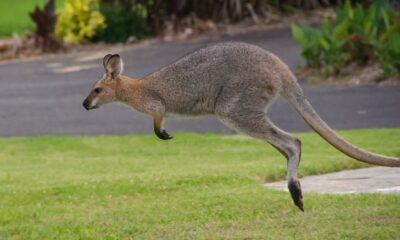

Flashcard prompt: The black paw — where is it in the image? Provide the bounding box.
[288,180,304,212]
[156,130,173,140]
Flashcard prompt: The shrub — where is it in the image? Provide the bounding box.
[292,0,400,76]
[378,31,400,74]
[55,0,105,43]
[94,1,152,43]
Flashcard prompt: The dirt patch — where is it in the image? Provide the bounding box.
[296,63,400,86]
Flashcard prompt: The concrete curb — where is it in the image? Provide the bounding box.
[265,167,400,194]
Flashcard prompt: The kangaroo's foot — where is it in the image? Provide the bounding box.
[153,115,173,140]
[288,179,303,211]
[156,129,173,140]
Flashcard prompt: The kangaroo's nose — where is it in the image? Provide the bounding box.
[82,99,90,110]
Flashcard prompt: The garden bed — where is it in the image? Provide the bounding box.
[0,9,327,63]
[292,0,400,86]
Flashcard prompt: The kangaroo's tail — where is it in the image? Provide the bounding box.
[282,81,400,167]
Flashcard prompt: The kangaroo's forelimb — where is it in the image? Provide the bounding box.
[153,115,173,140]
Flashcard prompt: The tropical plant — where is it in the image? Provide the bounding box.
[292,0,400,76]
[378,31,400,74]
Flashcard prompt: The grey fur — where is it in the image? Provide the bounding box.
[147,42,284,116]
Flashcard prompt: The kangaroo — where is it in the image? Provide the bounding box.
[82,42,400,211]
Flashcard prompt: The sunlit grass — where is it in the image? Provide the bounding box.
[0,129,399,239]
[0,1,64,36]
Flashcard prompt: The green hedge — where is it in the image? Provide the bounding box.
[94,1,152,43]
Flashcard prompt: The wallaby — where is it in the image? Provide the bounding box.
[82,42,400,211]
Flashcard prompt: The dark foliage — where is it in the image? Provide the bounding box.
[96,0,342,40]
[29,0,61,51]
[95,0,152,43]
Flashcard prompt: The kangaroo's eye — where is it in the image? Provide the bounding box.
[94,88,102,94]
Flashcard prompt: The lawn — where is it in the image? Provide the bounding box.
[0,1,64,37]
[0,129,399,239]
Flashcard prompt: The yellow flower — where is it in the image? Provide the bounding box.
[55,0,106,44]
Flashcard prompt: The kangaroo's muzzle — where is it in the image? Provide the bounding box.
[82,98,98,110]
[82,99,90,110]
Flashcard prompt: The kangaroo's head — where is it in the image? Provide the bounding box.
[82,54,123,110]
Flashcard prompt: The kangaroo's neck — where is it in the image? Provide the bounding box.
[115,75,145,104]
[115,73,163,114]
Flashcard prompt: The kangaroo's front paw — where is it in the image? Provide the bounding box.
[156,130,173,140]
[288,179,304,212]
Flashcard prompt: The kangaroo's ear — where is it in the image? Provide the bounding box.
[104,54,123,80]
[103,54,112,69]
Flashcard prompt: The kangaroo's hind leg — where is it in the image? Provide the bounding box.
[216,106,304,211]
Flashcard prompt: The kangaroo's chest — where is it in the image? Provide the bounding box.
[165,90,216,116]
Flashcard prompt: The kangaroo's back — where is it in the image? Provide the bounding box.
[146,42,287,115]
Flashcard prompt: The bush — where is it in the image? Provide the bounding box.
[94,1,152,43]
[55,0,105,43]
[292,0,400,76]
[378,31,400,74]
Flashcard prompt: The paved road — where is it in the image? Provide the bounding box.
[0,28,399,136]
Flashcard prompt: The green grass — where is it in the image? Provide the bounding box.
[0,129,399,239]
[0,1,64,36]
